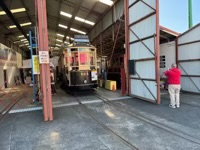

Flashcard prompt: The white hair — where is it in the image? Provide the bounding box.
[171,63,177,68]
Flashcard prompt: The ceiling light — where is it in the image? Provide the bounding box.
[8,22,32,29]
[0,8,26,15]
[99,0,113,6]
[21,22,32,26]
[75,17,85,22]
[56,39,62,42]
[25,43,29,46]
[18,34,29,38]
[85,20,95,25]
[58,24,68,29]
[74,16,95,26]
[56,44,61,47]
[18,35,24,38]
[70,28,86,35]
[23,41,29,43]
[64,41,69,44]
[14,41,21,43]
[19,44,25,47]
[60,11,72,18]
[57,33,64,37]
[20,39,27,42]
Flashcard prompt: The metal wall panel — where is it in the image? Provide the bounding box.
[178,24,200,44]
[131,80,157,101]
[129,0,137,4]
[130,38,155,59]
[160,42,176,75]
[89,1,124,41]
[129,1,155,23]
[181,77,200,93]
[103,10,112,30]
[178,24,200,93]
[96,21,103,34]
[180,62,200,75]
[130,60,156,79]
[178,43,200,60]
[0,66,3,88]
[114,0,124,22]
[129,16,156,42]
[126,0,160,103]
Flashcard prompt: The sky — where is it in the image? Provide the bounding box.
[159,0,200,33]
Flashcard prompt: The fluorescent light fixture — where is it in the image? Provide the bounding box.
[70,28,86,35]
[57,33,64,37]
[58,24,68,29]
[99,0,113,6]
[21,22,32,26]
[8,22,32,29]
[75,17,85,22]
[60,11,72,18]
[85,20,95,25]
[18,34,29,38]
[20,39,27,42]
[19,44,25,47]
[75,16,95,26]
[23,41,29,43]
[0,8,26,15]
[18,35,24,38]
[56,44,61,47]
[56,39,62,42]
[14,41,21,43]
[64,41,69,44]
[25,43,29,46]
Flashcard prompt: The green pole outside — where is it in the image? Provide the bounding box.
[188,0,193,28]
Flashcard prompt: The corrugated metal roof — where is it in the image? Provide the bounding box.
[0,0,116,52]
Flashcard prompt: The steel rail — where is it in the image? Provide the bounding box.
[93,92,200,146]
[72,92,139,150]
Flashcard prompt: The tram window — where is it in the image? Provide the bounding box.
[90,52,95,65]
[90,57,93,65]
[80,53,88,65]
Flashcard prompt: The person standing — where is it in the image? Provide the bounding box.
[164,63,181,108]
[50,69,56,95]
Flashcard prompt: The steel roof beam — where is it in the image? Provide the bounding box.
[54,0,101,18]
[0,0,29,41]
[63,1,83,42]
[20,0,34,25]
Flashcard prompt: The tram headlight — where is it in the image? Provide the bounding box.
[84,80,87,84]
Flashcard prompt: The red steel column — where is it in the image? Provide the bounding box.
[36,0,53,121]
[124,0,130,95]
[156,0,160,104]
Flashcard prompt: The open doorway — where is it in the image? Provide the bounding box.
[3,69,7,88]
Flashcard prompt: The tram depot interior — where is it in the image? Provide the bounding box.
[0,0,200,149]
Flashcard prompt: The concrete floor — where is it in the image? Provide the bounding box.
[0,88,200,150]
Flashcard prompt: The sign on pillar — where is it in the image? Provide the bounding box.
[39,51,49,64]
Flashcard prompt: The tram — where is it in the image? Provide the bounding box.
[59,35,98,89]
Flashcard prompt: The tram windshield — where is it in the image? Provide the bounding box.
[65,47,96,70]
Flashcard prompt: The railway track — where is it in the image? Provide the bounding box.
[0,88,31,121]
[73,92,139,150]
[92,92,200,146]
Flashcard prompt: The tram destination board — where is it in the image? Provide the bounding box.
[74,35,89,43]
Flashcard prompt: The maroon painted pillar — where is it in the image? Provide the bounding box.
[124,0,130,95]
[35,0,53,121]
